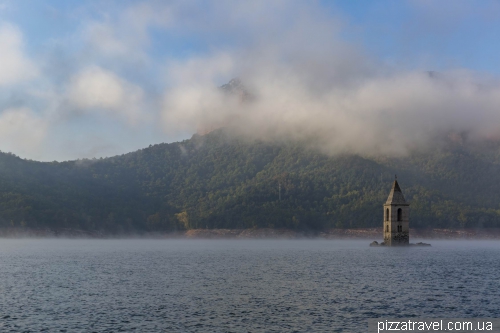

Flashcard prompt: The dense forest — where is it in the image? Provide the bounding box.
[1,128,500,233]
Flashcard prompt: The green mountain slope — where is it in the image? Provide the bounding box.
[1,129,500,233]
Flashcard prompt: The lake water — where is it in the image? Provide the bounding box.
[0,239,499,332]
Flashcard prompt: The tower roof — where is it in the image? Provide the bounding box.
[385,180,407,205]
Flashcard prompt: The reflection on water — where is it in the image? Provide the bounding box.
[0,239,499,332]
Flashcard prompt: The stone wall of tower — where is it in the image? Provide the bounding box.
[382,179,410,246]
[383,204,410,246]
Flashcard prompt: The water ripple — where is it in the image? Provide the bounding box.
[0,239,499,332]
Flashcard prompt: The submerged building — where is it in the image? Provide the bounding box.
[383,177,410,246]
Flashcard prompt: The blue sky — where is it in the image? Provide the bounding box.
[1,0,500,161]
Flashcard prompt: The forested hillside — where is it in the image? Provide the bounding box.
[1,128,500,233]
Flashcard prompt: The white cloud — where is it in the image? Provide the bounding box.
[85,22,130,58]
[67,66,145,125]
[0,2,8,11]
[83,2,171,63]
[167,53,235,85]
[2,0,500,161]
[0,23,37,85]
[0,107,47,156]
[159,1,500,157]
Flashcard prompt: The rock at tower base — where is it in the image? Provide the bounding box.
[369,240,431,247]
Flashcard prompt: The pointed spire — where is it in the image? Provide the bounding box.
[385,179,406,204]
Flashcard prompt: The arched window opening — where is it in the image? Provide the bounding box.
[397,208,402,221]
[386,225,389,232]
[386,208,389,221]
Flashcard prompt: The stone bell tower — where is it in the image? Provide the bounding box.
[383,176,410,246]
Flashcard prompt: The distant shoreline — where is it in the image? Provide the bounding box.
[1,227,500,239]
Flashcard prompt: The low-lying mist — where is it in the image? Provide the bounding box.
[163,62,500,157]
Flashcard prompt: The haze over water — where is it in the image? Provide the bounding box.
[0,239,499,332]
